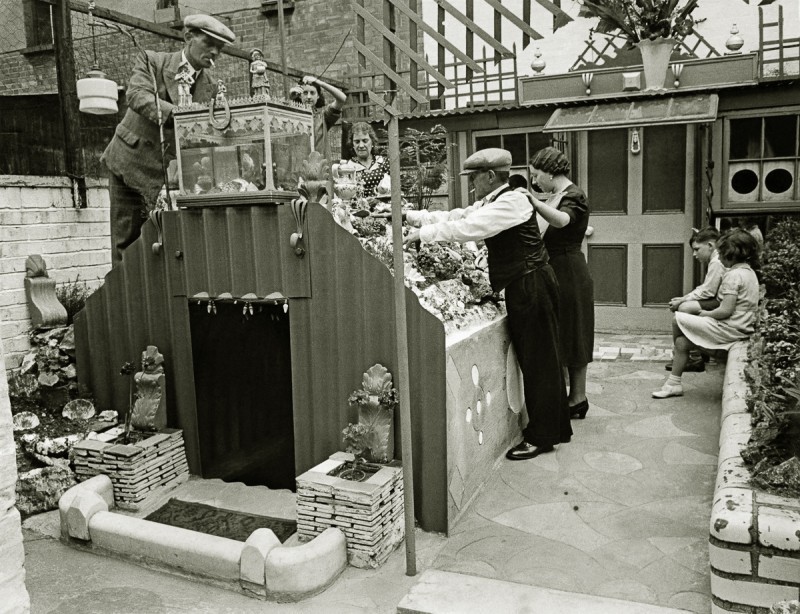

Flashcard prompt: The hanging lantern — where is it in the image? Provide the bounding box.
[77,68,119,114]
[76,0,119,115]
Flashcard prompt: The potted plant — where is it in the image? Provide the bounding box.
[579,0,699,89]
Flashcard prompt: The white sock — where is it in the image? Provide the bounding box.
[666,375,681,387]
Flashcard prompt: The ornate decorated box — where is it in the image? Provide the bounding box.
[173,95,314,205]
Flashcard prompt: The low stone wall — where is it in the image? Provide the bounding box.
[710,341,800,613]
[0,176,112,370]
[72,429,189,509]
[295,452,404,569]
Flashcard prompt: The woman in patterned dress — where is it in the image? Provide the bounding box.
[349,122,390,198]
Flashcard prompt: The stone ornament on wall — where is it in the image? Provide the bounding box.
[24,255,67,330]
[131,346,167,431]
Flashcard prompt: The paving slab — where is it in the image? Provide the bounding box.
[397,569,690,614]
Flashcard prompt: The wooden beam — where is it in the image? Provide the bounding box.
[352,39,428,104]
[52,0,86,206]
[431,0,514,58]
[384,0,483,73]
[351,2,454,89]
[534,0,573,24]
[367,90,401,117]
[483,0,544,42]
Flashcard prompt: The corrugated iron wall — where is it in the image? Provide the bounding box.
[75,200,448,532]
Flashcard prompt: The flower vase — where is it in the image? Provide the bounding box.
[636,37,675,91]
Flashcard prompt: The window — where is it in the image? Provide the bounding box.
[588,245,627,305]
[588,129,627,214]
[642,245,683,305]
[23,0,52,48]
[727,114,799,205]
[643,125,686,213]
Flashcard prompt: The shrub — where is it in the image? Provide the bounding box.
[56,277,91,325]
[742,218,800,496]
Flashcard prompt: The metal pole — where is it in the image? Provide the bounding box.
[277,0,289,96]
[388,115,416,576]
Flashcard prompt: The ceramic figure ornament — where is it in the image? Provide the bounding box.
[175,64,195,107]
[131,346,167,431]
[249,48,270,99]
[346,364,398,463]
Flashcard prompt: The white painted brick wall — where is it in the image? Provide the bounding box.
[0,176,112,371]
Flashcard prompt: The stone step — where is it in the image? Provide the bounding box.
[396,570,690,614]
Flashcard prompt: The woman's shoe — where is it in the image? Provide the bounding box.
[652,384,683,399]
[569,399,589,419]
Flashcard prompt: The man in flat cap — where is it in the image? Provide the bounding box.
[404,148,571,460]
[101,14,235,265]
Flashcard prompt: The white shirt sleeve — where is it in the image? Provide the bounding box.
[416,191,534,244]
[684,257,726,302]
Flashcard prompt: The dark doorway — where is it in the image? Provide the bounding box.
[189,301,295,490]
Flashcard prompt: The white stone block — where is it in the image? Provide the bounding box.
[758,506,800,551]
[66,490,108,541]
[709,542,752,574]
[758,553,800,583]
[240,528,281,586]
[711,573,799,608]
[710,487,754,544]
[265,527,347,601]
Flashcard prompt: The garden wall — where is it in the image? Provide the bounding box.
[710,341,800,612]
[0,176,112,370]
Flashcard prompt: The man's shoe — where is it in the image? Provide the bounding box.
[652,384,684,399]
[505,442,554,460]
[665,358,705,372]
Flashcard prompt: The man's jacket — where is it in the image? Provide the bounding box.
[101,49,215,204]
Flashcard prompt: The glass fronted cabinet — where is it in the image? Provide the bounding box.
[173,98,314,203]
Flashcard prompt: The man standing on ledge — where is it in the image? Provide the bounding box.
[101,14,235,265]
[403,148,572,459]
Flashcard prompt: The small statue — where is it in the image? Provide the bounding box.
[131,346,167,431]
[174,63,195,107]
[249,48,270,99]
[215,79,227,105]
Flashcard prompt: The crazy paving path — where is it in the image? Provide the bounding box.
[429,350,723,613]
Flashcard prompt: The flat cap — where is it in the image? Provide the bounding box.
[460,148,512,175]
[184,14,236,45]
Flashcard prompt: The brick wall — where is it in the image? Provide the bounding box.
[0,176,112,371]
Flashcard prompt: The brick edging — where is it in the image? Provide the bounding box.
[710,341,800,613]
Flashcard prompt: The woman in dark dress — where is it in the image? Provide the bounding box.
[526,147,594,419]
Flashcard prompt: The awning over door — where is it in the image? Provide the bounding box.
[543,93,719,132]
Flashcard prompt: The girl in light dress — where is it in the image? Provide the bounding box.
[653,228,761,399]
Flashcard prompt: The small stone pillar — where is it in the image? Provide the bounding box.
[24,255,67,329]
[131,346,167,431]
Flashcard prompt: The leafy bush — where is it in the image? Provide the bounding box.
[400,125,449,210]
[742,218,800,496]
[56,277,91,325]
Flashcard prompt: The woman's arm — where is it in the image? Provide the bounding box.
[699,294,736,320]
[303,75,347,109]
[516,189,570,228]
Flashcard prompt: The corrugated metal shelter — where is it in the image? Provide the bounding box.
[74,198,448,532]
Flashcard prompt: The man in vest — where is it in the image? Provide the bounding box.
[102,14,235,265]
[404,148,572,460]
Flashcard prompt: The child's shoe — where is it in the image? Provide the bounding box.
[652,383,683,399]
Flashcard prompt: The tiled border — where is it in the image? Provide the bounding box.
[710,342,800,613]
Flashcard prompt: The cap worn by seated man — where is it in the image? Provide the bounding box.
[459,148,513,175]
[183,14,236,45]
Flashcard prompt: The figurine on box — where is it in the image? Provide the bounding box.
[174,63,195,107]
[249,48,270,99]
